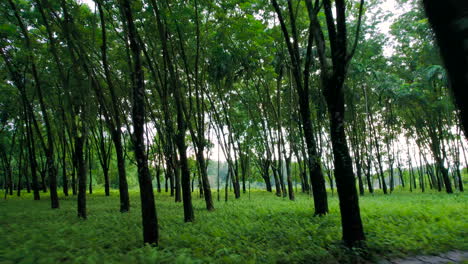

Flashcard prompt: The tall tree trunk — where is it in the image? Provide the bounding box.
[272,167,282,197]
[437,159,453,193]
[271,0,328,215]
[307,0,365,245]
[76,128,87,219]
[96,0,129,211]
[25,101,40,201]
[120,0,159,245]
[71,153,77,195]
[369,113,387,194]
[324,74,365,246]
[195,151,214,211]
[156,166,161,193]
[61,124,69,196]
[17,142,24,197]
[88,144,92,194]
[286,156,294,200]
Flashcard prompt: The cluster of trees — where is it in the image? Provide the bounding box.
[0,0,466,246]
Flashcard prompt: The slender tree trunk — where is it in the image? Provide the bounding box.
[438,159,453,193]
[88,145,92,194]
[62,128,69,196]
[271,0,328,215]
[76,130,87,219]
[272,168,282,197]
[370,114,387,194]
[17,144,24,196]
[96,0,129,211]
[263,167,272,192]
[26,106,40,200]
[174,163,182,202]
[306,0,365,245]
[217,151,220,201]
[120,0,159,245]
[224,170,229,202]
[113,133,130,211]
[286,157,294,200]
[198,174,204,198]
[156,167,161,193]
[324,74,365,246]
[196,151,214,210]
[72,150,77,195]
[24,157,31,193]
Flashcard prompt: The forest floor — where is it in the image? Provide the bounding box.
[0,189,466,264]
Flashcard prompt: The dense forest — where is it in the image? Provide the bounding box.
[0,0,467,263]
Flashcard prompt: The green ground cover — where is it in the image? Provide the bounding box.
[0,190,466,264]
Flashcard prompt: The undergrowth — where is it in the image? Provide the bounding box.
[0,189,466,263]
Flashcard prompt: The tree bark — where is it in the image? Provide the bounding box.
[120,0,159,244]
[96,0,130,211]
[76,127,87,219]
[271,0,328,215]
[306,0,365,245]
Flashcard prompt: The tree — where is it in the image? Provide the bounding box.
[119,0,158,244]
[271,0,328,215]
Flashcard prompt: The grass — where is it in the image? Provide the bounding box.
[0,189,467,263]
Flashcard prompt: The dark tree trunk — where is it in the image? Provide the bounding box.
[423,0,468,138]
[326,165,334,196]
[96,0,129,211]
[17,170,22,197]
[62,131,69,196]
[76,131,87,219]
[196,151,214,211]
[356,161,365,195]
[456,166,463,192]
[72,151,77,195]
[271,0,328,215]
[26,106,40,201]
[225,169,230,202]
[88,146,92,194]
[7,159,13,196]
[17,145,24,196]
[24,154,31,194]
[261,161,272,192]
[120,0,159,245]
[191,176,195,192]
[397,166,405,188]
[40,168,47,193]
[198,173,204,198]
[438,160,453,193]
[286,157,295,201]
[113,132,130,211]
[174,164,182,203]
[308,0,365,245]
[370,114,387,194]
[324,75,365,246]
[156,167,161,193]
[164,172,168,193]
[272,168,282,197]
